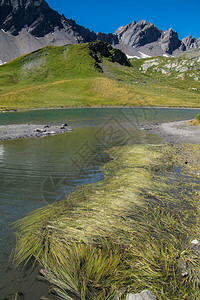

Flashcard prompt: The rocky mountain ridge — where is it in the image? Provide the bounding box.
[0,0,199,63]
[114,20,200,58]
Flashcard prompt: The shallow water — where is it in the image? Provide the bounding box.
[0,107,199,299]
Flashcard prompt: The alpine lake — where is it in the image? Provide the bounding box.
[0,107,200,299]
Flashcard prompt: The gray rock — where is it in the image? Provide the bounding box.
[141,59,159,71]
[114,20,197,58]
[115,20,162,48]
[126,290,157,300]
[89,41,131,67]
[0,0,63,37]
[0,0,199,63]
[191,239,200,255]
[34,128,46,133]
[96,32,118,45]
[161,28,182,54]
[182,35,198,50]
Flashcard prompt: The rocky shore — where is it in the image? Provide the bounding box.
[142,120,200,144]
[1,119,200,144]
[1,119,200,145]
[0,123,72,141]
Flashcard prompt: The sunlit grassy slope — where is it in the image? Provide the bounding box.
[0,41,199,110]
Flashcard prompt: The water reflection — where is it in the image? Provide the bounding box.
[0,144,4,158]
[0,107,199,299]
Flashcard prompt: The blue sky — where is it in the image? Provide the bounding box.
[46,0,199,39]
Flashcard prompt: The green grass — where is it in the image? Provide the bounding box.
[189,112,200,125]
[131,56,200,95]
[14,144,200,299]
[196,113,200,121]
[0,42,199,110]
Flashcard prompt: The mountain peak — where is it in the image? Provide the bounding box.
[182,35,198,50]
[115,20,162,48]
[0,0,199,63]
[161,28,182,54]
[0,0,63,36]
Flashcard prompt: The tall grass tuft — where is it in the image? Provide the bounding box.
[14,144,200,299]
[38,240,129,300]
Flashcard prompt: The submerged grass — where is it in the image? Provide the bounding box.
[14,144,200,299]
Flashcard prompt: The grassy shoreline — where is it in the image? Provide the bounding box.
[14,143,200,299]
[1,105,200,114]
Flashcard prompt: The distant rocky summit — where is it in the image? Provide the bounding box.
[114,20,199,58]
[0,0,199,63]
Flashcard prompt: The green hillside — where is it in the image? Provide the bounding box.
[0,41,199,110]
[131,55,200,88]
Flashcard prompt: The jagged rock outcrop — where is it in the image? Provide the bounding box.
[161,28,183,54]
[115,20,162,47]
[114,21,192,57]
[0,0,119,62]
[0,0,63,36]
[182,35,198,50]
[0,0,199,63]
[0,0,117,42]
[89,41,131,67]
[62,17,96,43]
[96,32,118,45]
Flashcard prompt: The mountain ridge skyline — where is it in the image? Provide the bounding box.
[46,0,200,40]
[0,0,199,63]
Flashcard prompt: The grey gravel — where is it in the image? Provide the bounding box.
[0,124,72,140]
[142,120,200,144]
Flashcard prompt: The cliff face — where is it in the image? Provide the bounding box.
[182,35,199,50]
[0,0,199,63]
[160,28,183,54]
[115,20,162,47]
[114,20,198,57]
[0,0,63,36]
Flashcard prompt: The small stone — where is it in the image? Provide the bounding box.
[34,128,42,133]
[191,239,199,245]
[181,271,189,277]
[34,128,46,133]
[126,290,157,300]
